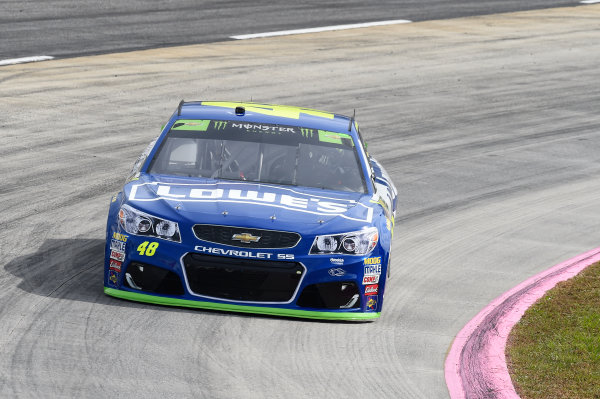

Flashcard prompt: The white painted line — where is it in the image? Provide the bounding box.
[230,20,412,40]
[0,55,54,66]
[581,0,600,3]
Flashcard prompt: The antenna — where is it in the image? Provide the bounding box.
[348,109,355,132]
[177,99,184,116]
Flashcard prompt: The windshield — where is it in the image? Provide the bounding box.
[147,119,367,193]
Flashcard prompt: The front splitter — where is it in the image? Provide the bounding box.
[104,287,380,321]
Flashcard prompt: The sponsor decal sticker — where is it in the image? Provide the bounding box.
[329,257,344,265]
[110,239,126,252]
[365,284,378,296]
[232,123,295,133]
[128,184,374,223]
[213,121,228,130]
[300,128,315,138]
[171,120,210,131]
[362,274,380,285]
[194,245,294,260]
[366,295,378,311]
[328,268,346,277]
[112,232,128,242]
[318,130,353,146]
[364,264,382,276]
[110,249,125,262]
[364,256,381,265]
[108,270,119,287]
[109,259,122,272]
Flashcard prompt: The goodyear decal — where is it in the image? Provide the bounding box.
[201,102,334,120]
[171,120,211,131]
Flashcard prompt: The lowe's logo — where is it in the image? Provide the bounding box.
[128,184,373,222]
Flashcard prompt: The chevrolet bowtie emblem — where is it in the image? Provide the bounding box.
[232,233,261,244]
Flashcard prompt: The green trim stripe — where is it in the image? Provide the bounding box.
[104,288,379,321]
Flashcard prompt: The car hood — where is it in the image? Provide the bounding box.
[123,175,375,233]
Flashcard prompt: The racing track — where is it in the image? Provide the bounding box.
[2,5,600,398]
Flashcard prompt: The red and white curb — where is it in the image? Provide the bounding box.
[445,246,600,399]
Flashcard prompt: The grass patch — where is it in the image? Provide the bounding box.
[507,261,600,399]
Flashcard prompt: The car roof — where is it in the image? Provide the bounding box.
[176,101,356,134]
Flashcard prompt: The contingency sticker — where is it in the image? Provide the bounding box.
[110,249,125,262]
[109,259,122,272]
[108,270,119,287]
[365,284,378,296]
[366,296,378,311]
[110,239,126,252]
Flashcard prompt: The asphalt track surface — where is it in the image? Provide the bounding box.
[2,0,578,60]
[2,5,600,398]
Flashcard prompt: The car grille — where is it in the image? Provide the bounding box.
[183,253,304,302]
[192,224,301,249]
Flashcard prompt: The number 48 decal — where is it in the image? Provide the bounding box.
[137,241,159,256]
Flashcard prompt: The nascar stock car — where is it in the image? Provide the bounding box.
[104,101,397,321]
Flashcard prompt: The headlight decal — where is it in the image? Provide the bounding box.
[118,204,181,242]
[309,227,378,255]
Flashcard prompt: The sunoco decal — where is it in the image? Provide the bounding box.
[366,296,378,311]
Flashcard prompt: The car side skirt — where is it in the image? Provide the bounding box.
[104,287,380,321]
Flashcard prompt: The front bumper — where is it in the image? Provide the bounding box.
[104,227,386,321]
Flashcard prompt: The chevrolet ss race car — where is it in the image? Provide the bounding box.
[104,101,397,321]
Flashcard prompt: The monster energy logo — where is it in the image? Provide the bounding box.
[213,121,228,130]
[300,128,315,138]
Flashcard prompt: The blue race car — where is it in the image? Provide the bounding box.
[104,101,397,321]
